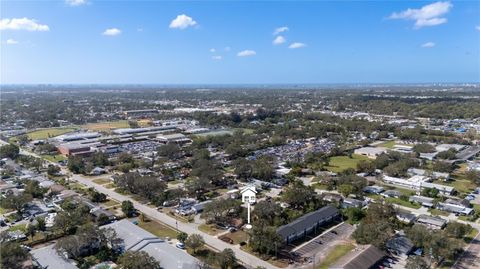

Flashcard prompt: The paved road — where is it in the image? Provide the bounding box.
[71,174,279,269]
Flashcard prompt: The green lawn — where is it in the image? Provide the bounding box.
[325,154,370,173]
[92,178,111,185]
[464,228,479,243]
[432,178,476,194]
[376,140,396,149]
[428,208,449,216]
[386,197,421,209]
[317,243,355,269]
[198,224,222,235]
[136,218,178,239]
[82,120,129,132]
[41,154,67,162]
[8,224,27,233]
[101,199,120,207]
[24,127,78,140]
[222,230,249,245]
[0,207,13,214]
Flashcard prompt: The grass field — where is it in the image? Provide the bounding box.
[136,218,178,239]
[317,243,355,269]
[432,178,476,194]
[198,224,222,235]
[222,230,249,245]
[101,199,120,207]
[325,154,370,173]
[17,127,78,141]
[376,140,396,148]
[0,207,13,214]
[464,228,479,243]
[428,208,449,216]
[386,197,421,209]
[83,120,129,132]
[92,178,111,185]
[41,154,67,162]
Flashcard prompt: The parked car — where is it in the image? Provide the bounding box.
[176,242,185,249]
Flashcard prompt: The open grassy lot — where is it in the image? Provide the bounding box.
[16,127,78,141]
[92,178,111,185]
[317,243,355,269]
[464,228,479,243]
[325,154,370,173]
[428,208,449,216]
[41,154,67,162]
[83,120,129,132]
[386,197,421,209]
[432,178,476,194]
[376,140,396,148]
[198,224,222,235]
[101,199,120,207]
[0,207,14,214]
[135,218,178,239]
[222,230,249,245]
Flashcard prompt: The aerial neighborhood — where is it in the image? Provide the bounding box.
[0,86,479,269]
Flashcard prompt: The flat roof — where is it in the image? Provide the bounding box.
[104,219,198,269]
[31,244,78,269]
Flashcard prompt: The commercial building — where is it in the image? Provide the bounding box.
[277,205,340,244]
[57,143,92,156]
[54,132,101,142]
[383,175,454,195]
[156,133,191,144]
[112,126,176,135]
[123,109,159,118]
[353,147,387,159]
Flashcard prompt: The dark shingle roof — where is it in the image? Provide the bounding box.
[277,205,339,239]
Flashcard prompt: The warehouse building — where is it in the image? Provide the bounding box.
[156,133,192,144]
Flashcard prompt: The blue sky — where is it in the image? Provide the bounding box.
[1,0,479,84]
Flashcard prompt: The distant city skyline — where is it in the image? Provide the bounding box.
[1,0,479,84]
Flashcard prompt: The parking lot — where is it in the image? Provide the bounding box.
[292,222,354,258]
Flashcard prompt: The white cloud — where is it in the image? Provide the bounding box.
[273,26,289,35]
[169,14,197,30]
[210,48,216,53]
[102,28,121,36]
[389,1,452,28]
[237,50,256,57]
[212,55,222,60]
[6,39,19,45]
[224,46,231,52]
[0,18,49,31]
[65,0,87,6]
[288,42,306,49]
[421,42,435,48]
[476,25,480,31]
[273,35,286,45]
